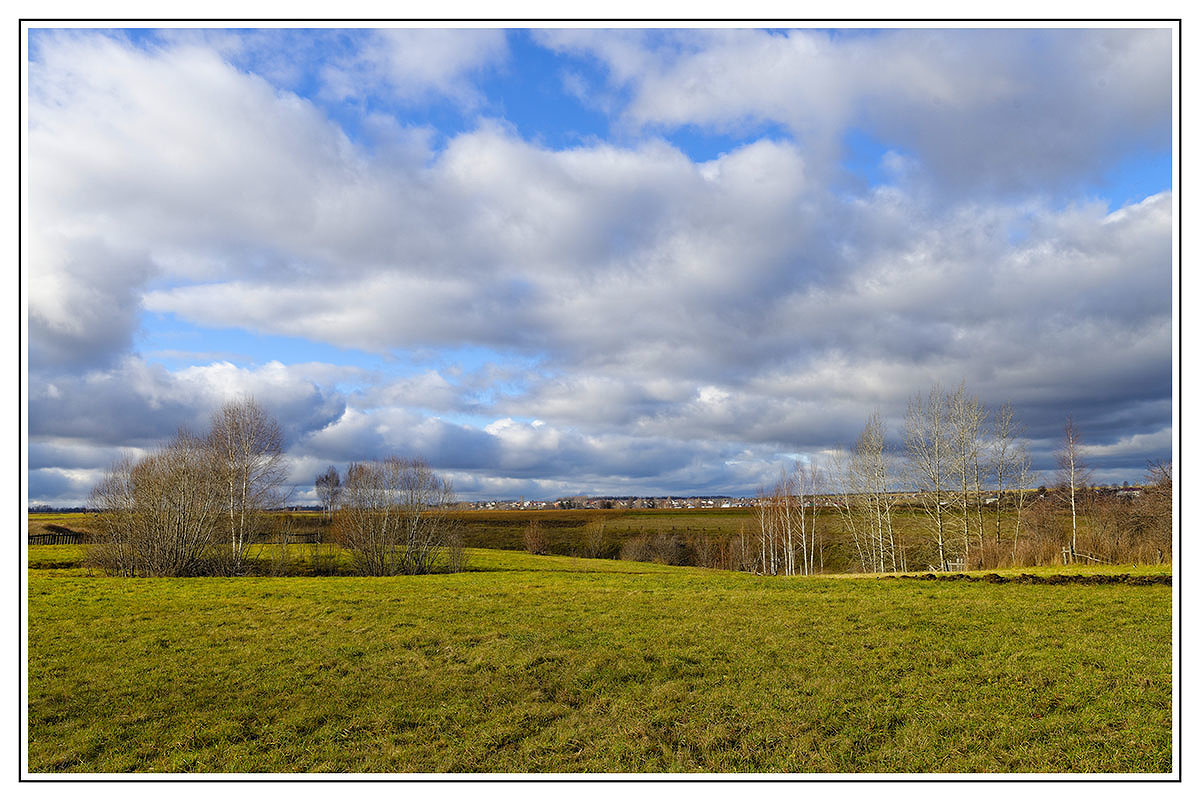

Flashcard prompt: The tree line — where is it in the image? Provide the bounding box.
[86,388,1172,578]
[88,398,465,577]
[742,381,1171,575]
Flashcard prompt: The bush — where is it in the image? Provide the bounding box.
[580,520,607,558]
[619,532,691,566]
[334,457,459,576]
[523,520,548,555]
[88,431,224,577]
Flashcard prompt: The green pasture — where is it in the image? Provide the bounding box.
[32,504,1160,572]
[27,545,1172,774]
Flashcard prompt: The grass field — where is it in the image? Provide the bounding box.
[31,504,1170,574]
[26,545,1173,774]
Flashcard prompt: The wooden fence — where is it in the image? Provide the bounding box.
[1062,547,1112,565]
[252,532,323,545]
[27,530,89,546]
[28,530,323,546]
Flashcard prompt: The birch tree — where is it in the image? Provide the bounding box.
[857,412,898,573]
[1055,417,1090,558]
[793,462,822,575]
[1010,442,1035,564]
[315,465,342,521]
[829,414,896,573]
[760,465,823,577]
[828,448,870,572]
[990,403,1021,546]
[948,383,987,567]
[207,398,288,573]
[905,384,953,570]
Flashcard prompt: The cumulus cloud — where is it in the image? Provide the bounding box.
[537,28,1171,196]
[28,468,109,507]
[295,408,786,496]
[30,358,346,448]
[319,28,509,106]
[25,28,1173,504]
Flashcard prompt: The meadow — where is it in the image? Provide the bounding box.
[34,502,1160,573]
[26,544,1172,774]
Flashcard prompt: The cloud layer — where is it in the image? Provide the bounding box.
[26,27,1174,505]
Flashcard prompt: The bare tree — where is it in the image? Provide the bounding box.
[754,467,813,577]
[737,521,751,572]
[793,462,823,575]
[779,471,796,576]
[755,486,771,574]
[856,412,898,573]
[828,447,870,572]
[1135,459,1173,561]
[334,456,459,576]
[581,519,607,558]
[827,414,896,573]
[89,430,224,577]
[207,398,288,573]
[1010,442,1035,565]
[990,403,1023,546]
[1055,416,1090,558]
[315,465,342,522]
[905,385,953,570]
[267,508,297,576]
[523,519,548,555]
[948,382,987,567]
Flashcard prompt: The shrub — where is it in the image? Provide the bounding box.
[333,457,458,576]
[88,431,224,577]
[523,520,548,555]
[580,519,607,558]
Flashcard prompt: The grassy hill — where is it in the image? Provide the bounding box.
[27,547,1172,773]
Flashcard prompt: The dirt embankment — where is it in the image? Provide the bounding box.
[884,572,1171,586]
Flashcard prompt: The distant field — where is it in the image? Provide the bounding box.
[27,508,763,560]
[30,505,1169,574]
[27,546,1172,773]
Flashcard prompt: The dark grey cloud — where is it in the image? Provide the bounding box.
[29,359,346,449]
[25,29,1174,504]
[28,468,103,507]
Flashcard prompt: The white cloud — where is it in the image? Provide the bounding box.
[25,30,1173,502]
[319,28,508,106]
[539,28,1172,195]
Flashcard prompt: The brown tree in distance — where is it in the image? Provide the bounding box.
[523,519,548,555]
[315,465,342,521]
[581,519,607,558]
[1134,459,1173,561]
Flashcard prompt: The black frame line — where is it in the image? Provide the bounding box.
[15,15,1184,784]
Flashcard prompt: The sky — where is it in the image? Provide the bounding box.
[24,25,1175,506]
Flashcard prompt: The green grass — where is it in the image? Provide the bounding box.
[28,507,1173,575]
[27,546,1172,774]
[23,541,1173,579]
